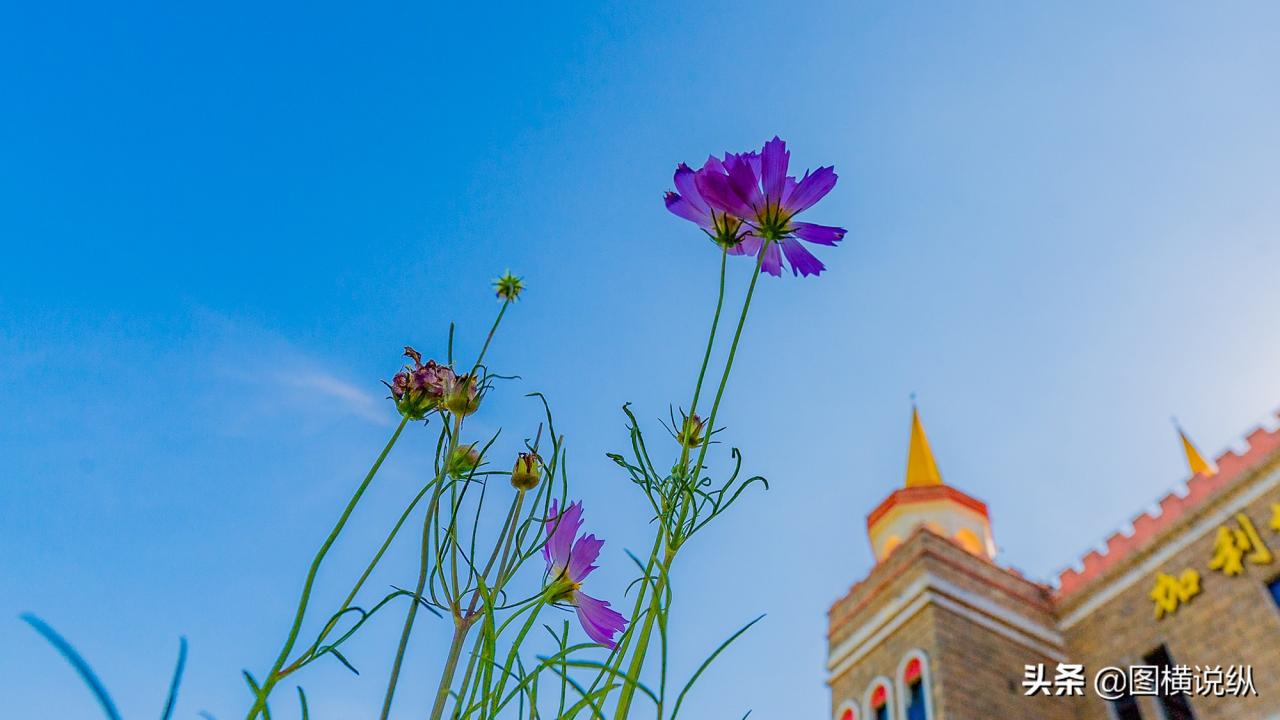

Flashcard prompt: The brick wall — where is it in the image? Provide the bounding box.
[1060,457,1280,720]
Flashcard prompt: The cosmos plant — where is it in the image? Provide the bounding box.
[26,138,844,719]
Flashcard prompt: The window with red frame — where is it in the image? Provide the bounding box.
[870,684,889,720]
[904,657,927,720]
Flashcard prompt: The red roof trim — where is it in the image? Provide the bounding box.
[865,484,990,529]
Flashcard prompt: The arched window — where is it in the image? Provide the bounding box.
[862,678,894,720]
[896,650,934,720]
[835,702,857,720]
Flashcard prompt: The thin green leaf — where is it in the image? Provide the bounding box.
[241,672,272,720]
[160,637,188,720]
[670,615,766,719]
[328,647,360,675]
[21,614,123,720]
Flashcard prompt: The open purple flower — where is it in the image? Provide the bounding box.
[543,500,627,648]
[694,137,845,278]
[664,156,752,251]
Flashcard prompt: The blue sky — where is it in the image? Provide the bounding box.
[4,1,1280,717]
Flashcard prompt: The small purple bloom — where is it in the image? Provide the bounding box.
[664,156,752,250]
[543,500,627,649]
[694,137,846,278]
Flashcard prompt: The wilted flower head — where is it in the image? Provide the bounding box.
[676,413,706,449]
[388,346,455,420]
[494,271,524,301]
[443,373,481,417]
[664,156,753,250]
[445,443,481,479]
[692,137,846,278]
[543,500,627,648]
[510,452,542,491]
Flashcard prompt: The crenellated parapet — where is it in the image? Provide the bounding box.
[1055,415,1280,599]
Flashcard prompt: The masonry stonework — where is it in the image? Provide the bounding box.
[828,411,1280,720]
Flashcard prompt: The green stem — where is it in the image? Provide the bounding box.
[487,599,546,717]
[246,415,409,720]
[470,300,510,376]
[282,474,440,677]
[613,249,765,720]
[687,248,728,421]
[429,623,470,720]
[379,415,461,720]
[684,249,764,534]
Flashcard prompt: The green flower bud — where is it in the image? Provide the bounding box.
[676,413,706,449]
[444,373,481,417]
[510,452,542,491]
[446,443,481,479]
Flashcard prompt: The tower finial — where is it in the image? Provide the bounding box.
[1173,418,1216,477]
[905,403,943,488]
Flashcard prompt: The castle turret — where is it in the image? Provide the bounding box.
[866,405,996,562]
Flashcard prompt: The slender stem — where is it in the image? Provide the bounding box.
[687,249,728,420]
[453,630,488,720]
[282,474,440,677]
[685,249,764,529]
[614,250,765,720]
[429,623,470,720]
[487,598,546,717]
[246,415,408,720]
[598,531,662,685]
[446,488,526,718]
[470,299,510,376]
[379,415,461,720]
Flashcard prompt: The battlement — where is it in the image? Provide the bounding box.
[1055,415,1280,599]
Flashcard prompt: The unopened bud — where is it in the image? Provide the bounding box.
[676,413,706,449]
[510,452,542,491]
[444,373,481,417]
[446,443,481,479]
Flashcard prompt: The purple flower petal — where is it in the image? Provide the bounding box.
[725,154,763,210]
[568,533,603,582]
[695,169,752,217]
[792,222,846,246]
[572,591,627,649]
[779,176,798,207]
[760,137,789,205]
[665,192,711,228]
[544,500,583,571]
[780,237,826,277]
[760,241,783,277]
[673,163,709,214]
[784,166,837,214]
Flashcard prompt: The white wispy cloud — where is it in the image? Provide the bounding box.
[277,368,389,426]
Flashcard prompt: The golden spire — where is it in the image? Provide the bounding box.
[1175,419,1216,477]
[905,403,943,488]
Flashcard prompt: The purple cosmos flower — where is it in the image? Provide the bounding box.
[694,137,846,278]
[663,155,754,250]
[543,500,627,648]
